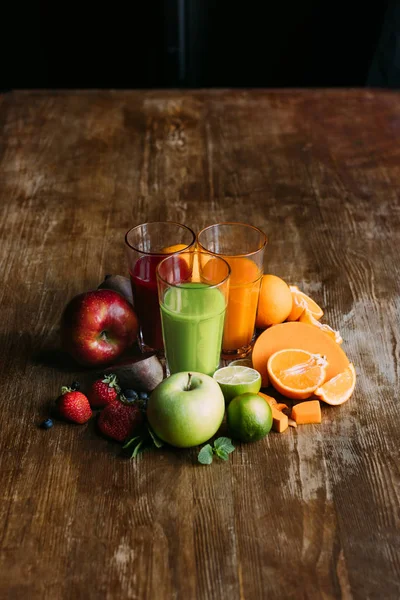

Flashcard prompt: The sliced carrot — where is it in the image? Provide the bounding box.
[253,321,349,387]
[291,400,321,424]
[271,408,289,433]
[258,392,288,433]
[258,392,277,406]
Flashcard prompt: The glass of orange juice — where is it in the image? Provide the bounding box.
[197,223,267,358]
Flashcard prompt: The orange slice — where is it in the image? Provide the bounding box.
[315,363,356,405]
[253,321,349,387]
[161,243,188,254]
[267,349,328,400]
[287,286,323,321]
[299,308,343,344]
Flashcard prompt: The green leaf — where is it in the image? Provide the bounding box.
[148,427,164,449]
[198,444,213,465]
[214,437,235,454]
[122,435,141,449]
[131,439,146,458]
[215,448,229,461]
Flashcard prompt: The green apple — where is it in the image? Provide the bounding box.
[147,372,225,448]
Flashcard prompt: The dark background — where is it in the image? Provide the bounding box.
[4,0,398,89]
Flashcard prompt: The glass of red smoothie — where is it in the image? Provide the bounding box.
[125,222,196,353]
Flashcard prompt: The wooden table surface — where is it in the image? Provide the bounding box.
[1,89,399,599]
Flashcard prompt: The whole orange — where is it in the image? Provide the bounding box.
[256,274,293,328]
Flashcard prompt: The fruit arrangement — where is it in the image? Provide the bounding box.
[39,270,356,465]
[251,274,356,433]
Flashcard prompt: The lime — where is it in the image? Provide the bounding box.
[227,393,273,442]
[229,358,253,368]
[213,366,261,404]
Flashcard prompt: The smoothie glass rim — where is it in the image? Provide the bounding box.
[125,221,196,256]
[156,251,231,290]
[197,222,267,259]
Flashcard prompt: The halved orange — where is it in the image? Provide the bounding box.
[299,308,343,344]
[315,364,356,405]
[287,286,324,321]
[253,321,349,386]
[267,349,328,400]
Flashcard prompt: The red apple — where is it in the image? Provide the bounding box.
[61,289,138,366]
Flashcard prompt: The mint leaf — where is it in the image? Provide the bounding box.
[214,437,235,454]
[123,426,164,459]
[131,439,146,458]
[148,426,164,448]
[123,436,148,458]
[198,444,213,465]
[215,448,229,461]
[123,436,142,449]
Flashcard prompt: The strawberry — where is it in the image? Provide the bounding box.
[88,373,120,408]
[57,387,92,424]
[97,398,143,442]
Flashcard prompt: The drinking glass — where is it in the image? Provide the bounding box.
[125,222,195,353]
[157,251,230,376]
[197,222,267,358]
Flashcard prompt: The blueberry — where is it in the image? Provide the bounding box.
[138,392,149,400]
[40,418,53,429]
[123,389,139,402]
[71,381,80,391]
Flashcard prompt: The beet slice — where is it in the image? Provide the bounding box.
[104,354,164,392]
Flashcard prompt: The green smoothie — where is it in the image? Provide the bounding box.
[160,282,226,376]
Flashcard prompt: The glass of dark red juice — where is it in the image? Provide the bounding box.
[125,222,196,353]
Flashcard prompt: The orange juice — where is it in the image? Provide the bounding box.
[202,256,262,352]
[222,258,262,351]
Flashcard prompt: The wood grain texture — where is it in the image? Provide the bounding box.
[0,89,399,599]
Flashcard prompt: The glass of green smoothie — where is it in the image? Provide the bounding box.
[157,251,231,376]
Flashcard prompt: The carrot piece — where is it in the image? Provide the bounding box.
[258,393,288,432]
[271,407,289,433]
[275,403,289,412]
[253,322,349,387]
[258,392,277,406]
[291,400,321,425]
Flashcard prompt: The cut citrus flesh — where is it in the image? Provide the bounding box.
[161,243,188,254]
[267,349,328,400]
[287,286,324,321]
[299,308,343,344]
[315,363,356,405]
[213,366,261,404]
[253,321,349,387]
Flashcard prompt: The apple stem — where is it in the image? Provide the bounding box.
[186,373,193,391]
